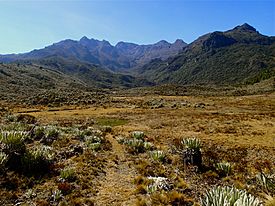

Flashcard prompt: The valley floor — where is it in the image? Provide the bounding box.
[0,92,274,205]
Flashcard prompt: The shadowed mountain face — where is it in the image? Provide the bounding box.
[136,23,275,85]
[0,38,187,71]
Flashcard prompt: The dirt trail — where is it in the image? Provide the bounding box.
[94,134,138,206]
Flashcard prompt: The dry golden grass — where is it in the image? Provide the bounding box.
[2,92,274,205]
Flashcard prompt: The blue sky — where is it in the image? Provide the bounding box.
[0,0,274,54]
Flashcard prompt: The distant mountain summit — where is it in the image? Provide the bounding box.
[0,37,187,71]
[114,39,187,68]
[232,23,257,32]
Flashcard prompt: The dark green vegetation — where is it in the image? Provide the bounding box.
[136,24,275,86]
[96,117,128,127]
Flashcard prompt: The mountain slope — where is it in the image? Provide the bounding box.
[0,58,153,103]
[136,23,275,86]
[31,56,153,88]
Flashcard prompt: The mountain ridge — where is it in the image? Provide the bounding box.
[0,37,187,71]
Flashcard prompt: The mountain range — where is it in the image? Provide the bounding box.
[0,23,274,92]
[0,38,187,71]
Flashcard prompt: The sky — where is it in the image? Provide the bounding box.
[0,0,274,54]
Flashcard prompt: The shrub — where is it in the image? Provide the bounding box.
[216,162,233,176]
[150,150,166,162]
[102,126,112,133]
[201,186,262,206]
[58,182,72,195]
[4,114,16,122]
[167,191,193,206]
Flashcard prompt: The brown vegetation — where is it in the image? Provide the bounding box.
[0,91,274,205]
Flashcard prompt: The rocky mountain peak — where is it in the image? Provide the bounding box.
[233,23,257,32]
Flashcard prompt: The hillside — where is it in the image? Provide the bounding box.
[136,23,275,86]
[0,60,152,104]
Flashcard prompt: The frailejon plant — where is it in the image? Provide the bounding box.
[36,126,60,145]
[0,131,27,155]
[87,142,101,151]
[216,162,233,176]
[84,135,103,151]
[181,138,202,151]
[0,152,8,171]
[132,131,145,140]
[60,167,76,182]
[84,135,102,144]
[52,189,63,202]
[124,138,144,153]
[201,186,262,206]
[144,141,154,150]
[78,128,102,139]
[150,150,166,162]
[181,137,202,167]
[45,126,59,141]
[33,126,45,140]
[146,176,171,193]
[21,145,54,174]
[256,172,275,192]
[116,136,125,144]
